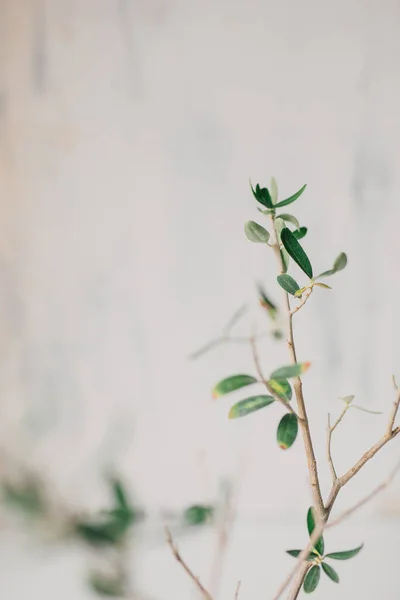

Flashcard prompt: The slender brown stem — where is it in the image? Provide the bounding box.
[326,405,349,483]
[270,217,325,520]
[165,527,214,600]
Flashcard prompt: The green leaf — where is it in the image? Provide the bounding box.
[229,395,275,418]
[75,519,128,546]
[276,214,300,229]
[303,565,321,593]
[292,227,308,240]
[212,374,258,398]
[277,413,298,449]
[275,184,307,208]
[281,248,290,272]
[281,228,313,278]
[184,504,214,525]
[270,177,278,205]
[250,182,273,208]
[89,572,125,597]
[257,284,278,320]
[244,221,270,243]
[277,274,300,296]
[307,507,324,555]
[286,550,317,562]
[270,363,311,380]
[109,477,130,513]
[267,378,292,401]
[326,544,363,560]
[1,480,45,516]
[314,282,332,290]
[317,252,348,279]
[321,562,340,583]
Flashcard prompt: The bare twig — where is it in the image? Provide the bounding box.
[289,288,313,317]
[387,388,400,435]
[326,404,349,483]
[250,335,300,419]
[234,581,241,600]
[165,527,214,600]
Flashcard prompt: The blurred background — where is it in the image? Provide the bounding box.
[1,0,400,598]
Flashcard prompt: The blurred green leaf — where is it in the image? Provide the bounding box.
[303,565,321,593]
[276,214,300,229]
[267,378,292,401]
[275,184,307,208]
[321,562,340,583]
[88,572,124,597]
[292,227,308,240]
[270,177,278,205]
[229,395,274,419]
[244,221,270,243]
[281,248,290,272]
[75,518,129,546]
[317,252,348,279]
[1,480,45,516]
[250,182,273,208]
[184,505,214,525]
[277,414,298,449]
[314,282,332,290]
[277,274,300,296]
[213,375,258,398]
[257,285,278,320]
[307,507,324,555]
[270,363,311,380]
[281,228,313,278]
[326,544,363,560]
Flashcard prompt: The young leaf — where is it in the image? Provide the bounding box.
[212,374,258,398]
[270,363,311,380]
[267,378,292,401]
[89,571,125,597]
[307,507,324,555]
[281,228,313,278]
[281,248,290,272]
[250,182,273,208]
[276,214,300,229]
[277,274,300,296]
[286,549,316,561]
[316,252,348,278]
[184,505,214,525]
[257,284,277,319]
[229,395,274,418]
[326,544,363,560]
[270,177,278,205]
[277,413,298,449]
[314,282,332,290]
[275,184,307,208]
[292,227,308,240]
[321,562,340,583]
[244,221,270,243]
[303,565,321,593]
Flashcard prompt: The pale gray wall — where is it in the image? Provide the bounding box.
[1,1,400,598]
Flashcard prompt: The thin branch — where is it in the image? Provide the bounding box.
[222,304,248,335]
[234,581,241,600]
[250,335,300,419]
[387,388,400,435]
[270,217,325,520]
[326,405,349,483]
[273,460,400,600]
[165,527,214,600]
[289,288,313,317]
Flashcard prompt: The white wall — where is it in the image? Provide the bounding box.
[1,0,400,598]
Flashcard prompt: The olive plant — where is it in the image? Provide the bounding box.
[170,179,400,599]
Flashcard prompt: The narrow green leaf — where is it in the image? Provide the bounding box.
[229,395,274,418]
[89,572,125,597]
[270,177,278,205]
[307,507,324,555]
[212,374,258,398]
[314,282,332,290]
[292,227,308,240]
[109,477,130,513]
[303,565,321,593]
[281,228,313,278]
[276,214,300,229]
[321,562,340,583]
[277,274,300,296]
[317,252,348,279]
[275,184,307,208]
[257,284,277,319]
[184,505,214,525]
[270,363,311,380]
[267,379,292,401]
[286,550,316,561]
[277,413,298,449]
[281,248,290,272]
[326,544,363,560]
[244,221,270,243]
[250,181,273,208]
